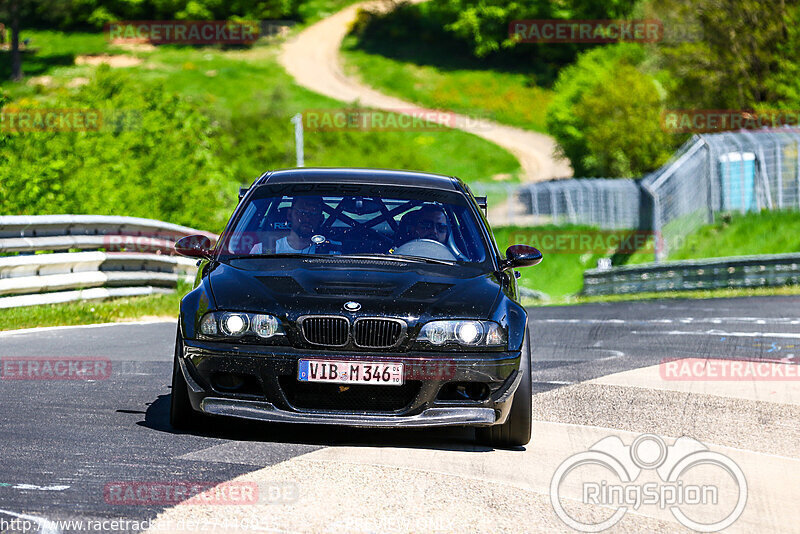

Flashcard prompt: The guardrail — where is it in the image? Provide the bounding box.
[583,253,800,296]
[0,215,217,309]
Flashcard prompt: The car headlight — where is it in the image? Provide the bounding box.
[252,314,280,338]
[199,312,284,340]
[417,320,506,347]
[221,313,248,336]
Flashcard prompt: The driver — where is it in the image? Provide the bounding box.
[275,196,328,253]
[250,196,336,255]
[409,204,449,244]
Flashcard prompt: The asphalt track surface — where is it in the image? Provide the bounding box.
[0,295,798,533]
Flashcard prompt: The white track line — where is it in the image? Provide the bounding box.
[0,319,175,338]
[631,329,800,339]
[542,317,800,325]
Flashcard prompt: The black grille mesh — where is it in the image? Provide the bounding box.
[354,319,403,348]
[300,316,349,346]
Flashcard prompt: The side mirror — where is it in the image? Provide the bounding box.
[475,196,487,216]
[175,234,213,259]
[501,245,542,270]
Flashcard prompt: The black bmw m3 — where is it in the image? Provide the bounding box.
[171,168,542,447]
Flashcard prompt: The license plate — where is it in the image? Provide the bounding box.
[298,360,404,386]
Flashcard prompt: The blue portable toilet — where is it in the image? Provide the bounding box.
[719,152,756,211]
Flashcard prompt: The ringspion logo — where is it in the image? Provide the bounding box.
[551,433,747,532]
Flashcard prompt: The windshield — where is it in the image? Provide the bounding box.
[218,183,490,265]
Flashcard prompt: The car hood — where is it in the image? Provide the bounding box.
[208,257,501,320]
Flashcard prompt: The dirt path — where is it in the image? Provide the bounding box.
[279,0,573,182]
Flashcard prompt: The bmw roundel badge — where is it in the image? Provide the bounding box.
[343,301,361,312]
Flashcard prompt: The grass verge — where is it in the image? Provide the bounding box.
[492,225,607,298]
[625,210,800,264]
[341,35,552,133]
[0,286,188,331]
[3,30,521,190]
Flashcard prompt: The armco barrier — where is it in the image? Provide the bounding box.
[0,215,217,309]
[583,253,800,296]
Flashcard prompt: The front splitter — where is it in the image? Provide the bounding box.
[200,397,496,428]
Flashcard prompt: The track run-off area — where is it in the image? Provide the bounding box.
[0,295,798,533]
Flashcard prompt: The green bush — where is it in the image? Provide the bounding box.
[546,44,675,177]
[572,63,674,177]
[0,66,237,232]
[20,0,308,30]
[429,0,639,59]
[349,0,641,85]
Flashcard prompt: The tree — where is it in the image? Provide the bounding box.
[546,43,676,177]
[651,0,800,109]
[9,0,20,81]
[573,63,674,176]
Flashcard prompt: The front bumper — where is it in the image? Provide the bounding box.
[180,339,522,428]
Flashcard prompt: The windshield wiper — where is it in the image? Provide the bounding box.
[223,252,457,266]
[338,253,457,266]
[222,253,319,261]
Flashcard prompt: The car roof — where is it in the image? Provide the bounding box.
[257,168,460,191]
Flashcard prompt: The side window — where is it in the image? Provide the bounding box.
[227,202,259,254]
[453,207,486,263]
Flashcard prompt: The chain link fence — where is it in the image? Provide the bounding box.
[643,130,800,260]
[506,129,800,261]
[469,182,533,227]
[515,178,641,229]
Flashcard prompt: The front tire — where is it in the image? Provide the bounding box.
[170,329,202,430]
[477,329,532,448]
